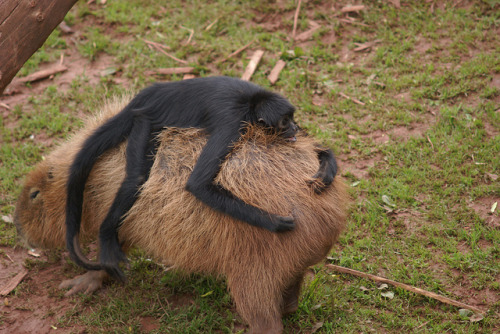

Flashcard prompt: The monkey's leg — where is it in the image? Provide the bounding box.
[282,275,304,315]
[185,130,294,232]
[59,270,109,296]
[98,117,155,281]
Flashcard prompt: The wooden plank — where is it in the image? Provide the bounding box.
[241,50,264,81]
[268,60,286,85]
[0,268,28,296]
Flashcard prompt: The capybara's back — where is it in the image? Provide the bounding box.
[15,97,348,334]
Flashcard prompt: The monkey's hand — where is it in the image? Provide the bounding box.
[59,270,109,296]
[273,215,295,232]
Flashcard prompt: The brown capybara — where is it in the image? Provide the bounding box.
[14,97,348,334]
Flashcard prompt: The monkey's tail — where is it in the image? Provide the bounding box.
[65,110,134,276]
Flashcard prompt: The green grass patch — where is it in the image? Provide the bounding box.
[1,0,499,332]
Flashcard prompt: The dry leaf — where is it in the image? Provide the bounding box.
[381,291,394,299]
[459,309,473,317]
[311,321,324,333]
[1,215,13,224]
[382,195,396,207]
[28,249,41,257]
[490,202,497,214]
[486,173,498,181]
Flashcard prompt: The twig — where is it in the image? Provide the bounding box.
[18,64,68,83]
[205,16,221,31]
[426,135,434,150]
[339,92,365,106]
[339,18,369,27]
[0,268,28,296]
[268,60,286,85]
[217,40,255,63]
[142,39,171,50]
[416,321,430,330]
[292,0,303,39]
[146,67,194,76]
[295,25,321,42]
[341,5,365,13]
[0,102,10,110]
[218,40,254,64]
[353,40,381,52]
[325,264,486,315]
[5,254,14,263]
[153,45,188,65]
[156,293,169,320]
[180,26,194,44]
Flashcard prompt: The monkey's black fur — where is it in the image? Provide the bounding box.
[65,76,338,280]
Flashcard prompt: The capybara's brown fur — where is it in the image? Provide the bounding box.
[15,97,348,334]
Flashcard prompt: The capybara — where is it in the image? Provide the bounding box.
[14,97,348,333]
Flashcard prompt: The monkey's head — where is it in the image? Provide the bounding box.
[250,91,298,142]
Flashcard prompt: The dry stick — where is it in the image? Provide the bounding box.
[152,44,188,65]
[341,5,365,13]
[142,39,171,50]
[292,0,303,39]
[0,102,11,110]
[205,16,221,31]
[18,64,68,84]
[339,18,369,27]
[353,40,381,52]
[427,135,435,150]
[268,60,286,85]
[151,67,194,75]
[325,264,485,314]
[180,25,194,45]
[0,268,28,296]
[218,40,255,64]
[241,50,264,81]
[339,92,365,106]
[295,25,321,42]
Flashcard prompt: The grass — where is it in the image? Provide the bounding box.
[1,0,499,333]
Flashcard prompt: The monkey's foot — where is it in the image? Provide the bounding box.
[59,270,108,296]
[306,178,327,194]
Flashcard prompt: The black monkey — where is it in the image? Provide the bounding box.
[66,76,338,280]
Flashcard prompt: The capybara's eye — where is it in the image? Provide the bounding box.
[29,190,40,200]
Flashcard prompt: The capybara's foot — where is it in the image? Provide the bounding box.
[59,270,108,296]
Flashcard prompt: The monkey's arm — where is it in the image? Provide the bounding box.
[185,129,294,232]
[308,146,338,194]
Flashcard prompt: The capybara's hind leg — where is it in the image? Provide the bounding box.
[282,275,304,315]
[59,270,109,296]
[227,275,284,334]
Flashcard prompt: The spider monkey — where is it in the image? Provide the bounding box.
[65,76,338,280]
